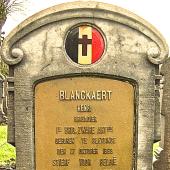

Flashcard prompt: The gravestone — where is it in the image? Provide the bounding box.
[0,73,7,124]
[1,1,169,170]
[0,74,4,123]
[156,58,170,170]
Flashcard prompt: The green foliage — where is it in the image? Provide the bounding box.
[0,60,8,76]
[0,0,7,20]
[0,125,16,167]
[153,142,160,153]
[0,0,25,20]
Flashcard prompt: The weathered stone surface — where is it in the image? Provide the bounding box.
[0,74,7,124]
[1,1,169,170]
[160,58,170,170]
[153,150,164,170]
[0,74,4,123]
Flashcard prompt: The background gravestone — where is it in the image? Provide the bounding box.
[157,59,170,170]
[0,74,7,124]
[0,74,4,123]
[1,1,169,170]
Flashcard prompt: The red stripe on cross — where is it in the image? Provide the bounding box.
[92,28,105,64]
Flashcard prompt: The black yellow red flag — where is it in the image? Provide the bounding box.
[66,25,105,65]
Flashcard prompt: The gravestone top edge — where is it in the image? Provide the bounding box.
[1,1,169,65]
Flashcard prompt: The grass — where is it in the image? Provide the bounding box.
[0,125,16,167]
[153,142,160,153]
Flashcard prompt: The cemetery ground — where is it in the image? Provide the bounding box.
[0,125,16,169]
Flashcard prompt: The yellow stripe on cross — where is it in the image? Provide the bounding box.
[78,26,92,64]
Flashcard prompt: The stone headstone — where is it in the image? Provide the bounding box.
[158,58,170,170]
[0,74,4,123]
[1,1,169,170]
[0,74,7,124]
